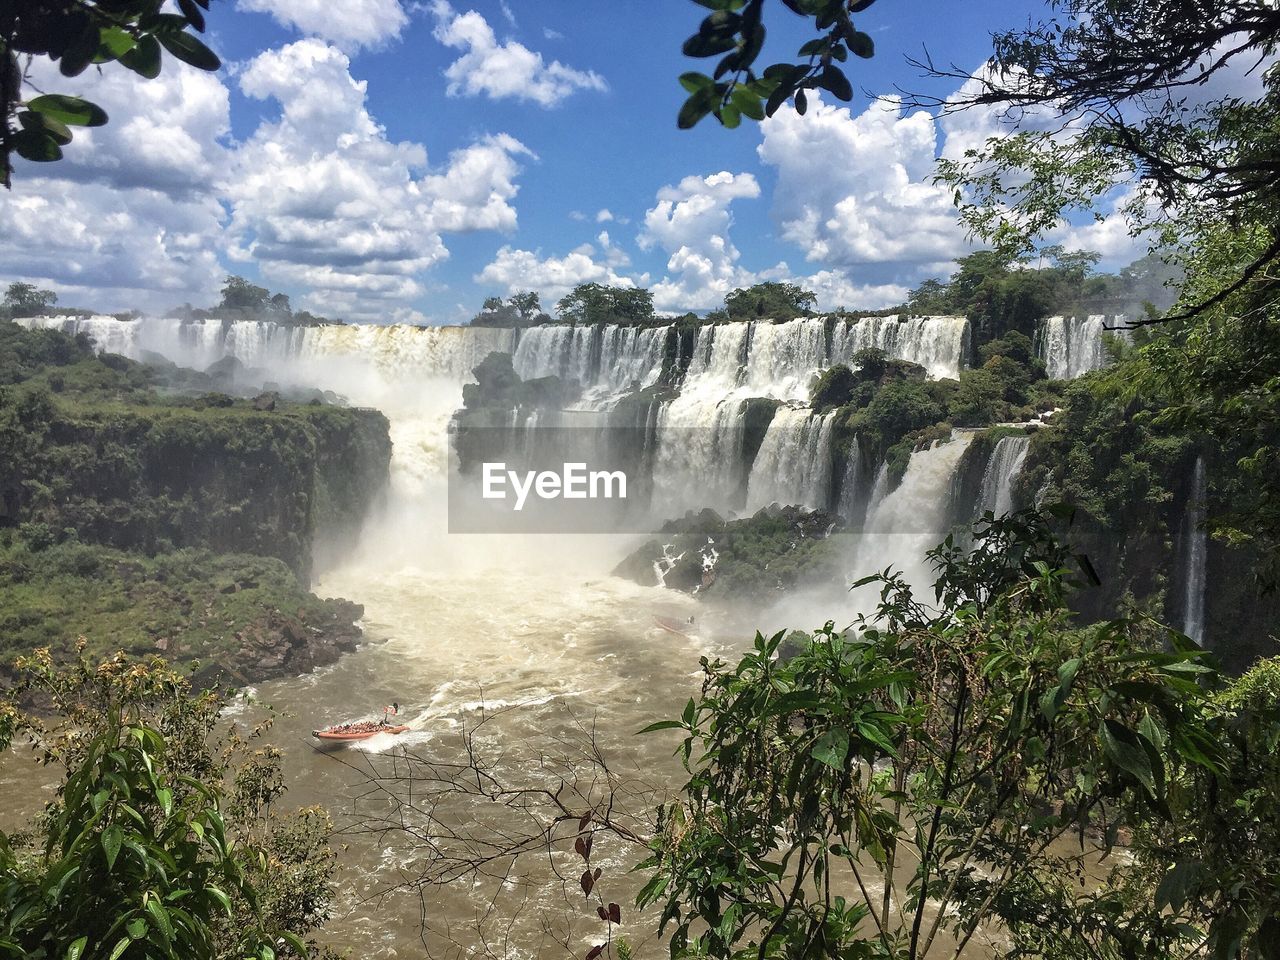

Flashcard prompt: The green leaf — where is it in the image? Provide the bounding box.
[719,103,742,128]
[280,931,309,956]
[812,727,849,769]
[178,0,207,32]
[97,28,137,60]
[1100,719,1156,797]
[679,72,714,95]
[206,885,233,915]
[637,719,686,735]
[65,936,88,960]
[145,898,174,943]
[12,129,64,163]
[157,31,221,71]
[101,825,123,871]
[819,65,853,101]
[18,112,72,145]
[125,918,147,940]
[107,938,132,960]
[1154,859,1199,911]
[27,95,108,127]
[121,35,163,79]
[847,30,875,59]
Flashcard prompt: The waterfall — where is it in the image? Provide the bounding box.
[744,407,836,512]
[977,435,1031,517]
[740,317,829,397]
[831,315,970,380]
[1181,455,1208,644]
[837,435,863,526]
[857,434,974,594]
[22,313,986,528]
[1036,315,1126,379]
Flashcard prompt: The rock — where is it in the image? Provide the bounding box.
[252,391,279,411]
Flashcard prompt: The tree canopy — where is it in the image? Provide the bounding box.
[718,281,817,321]
[556,283,655,326]
[677,0,881,129]
[922,0,1280,327]
[1,0,221,187]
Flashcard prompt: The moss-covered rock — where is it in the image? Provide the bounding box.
[614,505,846,599]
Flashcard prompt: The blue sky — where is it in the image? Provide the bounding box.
[3,0,1143,323]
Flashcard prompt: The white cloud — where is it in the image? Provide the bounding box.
[595,208,614,223]
[226,39,532,320]
[639,171,764,311]
[430,1,606,107]
[477,241,641,306]
[758,93,968,272]
[237,0,409,52]
[0,57,230,311]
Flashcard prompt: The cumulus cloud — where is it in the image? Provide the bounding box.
[226,39,532,320]
[638,171,766,311]
[430,1,606,107]
[477,238,641,306]
[758,93,968,272]
[0,57,231,311]
[237,0,409,52]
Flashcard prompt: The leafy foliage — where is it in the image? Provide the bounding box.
[0,650,334,959]
[1,0,221,186]
[924,0,1278,327]
[557,283,656,326]
[677,0,879,129]
[638,511,1280,958]
[716,282,818,322]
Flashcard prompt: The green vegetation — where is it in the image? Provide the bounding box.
[0,542,363,681]
[557,283,657,326]
[2,1,220,187]
[676,0,879,129]
[1,320,390,580]
[905,248,1179,344]
[172,276,342,327]
[0,319,389,677]
[614,505,844,598]
[712,282,817,322]
[0,651,334,959]
[470,291,550,328]
[638,512,1280,959]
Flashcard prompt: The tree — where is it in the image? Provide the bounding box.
[509,290,541,320]
[723,281,816,321]
[557,283,655,326]
[218,275,270,312]
[638,513,1273,958]
[677,0,881,129]
[268,292,292,316]
[1,1,221,187]
[0,648,335,959]
[921,0,1280,327]
[3,281,56,316]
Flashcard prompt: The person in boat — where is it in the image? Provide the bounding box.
[320,703,401,736]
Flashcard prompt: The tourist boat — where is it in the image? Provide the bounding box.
[313,703,406,742]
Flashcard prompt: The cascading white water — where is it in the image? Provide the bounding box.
[1182,455,1208,644]
[978,435,1031,517]
[837,434,863,525]
[857,433,974,594]
[831,315,970,380]
[741,317,829,397]
[23,313,980,523]
[862,461,891,529]
[744,407,836,512]
[1036,315,1127,379]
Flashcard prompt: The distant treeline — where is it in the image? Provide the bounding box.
[468,247,1182,334]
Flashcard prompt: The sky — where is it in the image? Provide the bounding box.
[0,0,1152,324]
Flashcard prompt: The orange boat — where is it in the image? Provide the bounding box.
[313,703,407,742]
[313,721,410,742]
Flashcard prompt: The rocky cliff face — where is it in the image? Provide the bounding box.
[0,320,394,678]
[5,395,390,584]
